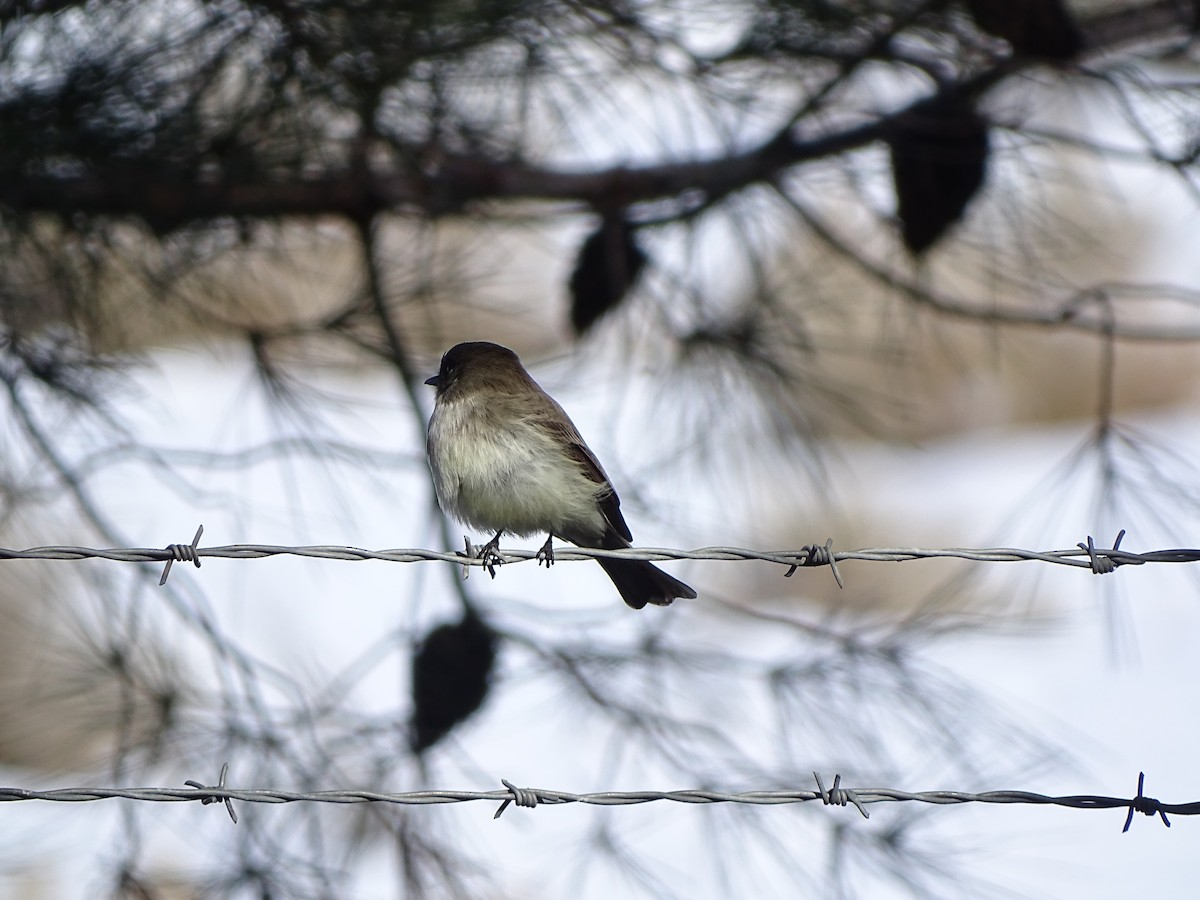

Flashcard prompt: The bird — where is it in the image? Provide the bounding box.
[425,341,696,609]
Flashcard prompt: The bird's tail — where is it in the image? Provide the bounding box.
[597,558,697,610]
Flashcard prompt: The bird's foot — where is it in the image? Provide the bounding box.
[478,531,504,579]
[536,534,555,568]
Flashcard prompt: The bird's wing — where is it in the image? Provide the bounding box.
[532,403,634,545]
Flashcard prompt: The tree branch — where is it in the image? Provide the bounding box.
[3,4,1193,227]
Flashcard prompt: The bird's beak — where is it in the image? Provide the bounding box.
[424,374,440,387]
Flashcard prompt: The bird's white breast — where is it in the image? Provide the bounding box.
[427,394,607,539]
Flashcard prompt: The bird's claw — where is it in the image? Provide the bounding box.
[479,533,504,579]
[481,548,503,578]
[536,535,555,568]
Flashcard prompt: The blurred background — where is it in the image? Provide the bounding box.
[2,0,1200,896]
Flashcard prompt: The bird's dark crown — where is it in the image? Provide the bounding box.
[426,341,523,391]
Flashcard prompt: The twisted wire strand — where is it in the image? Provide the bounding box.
[0,529,1187,580]
[0,771,1189,831]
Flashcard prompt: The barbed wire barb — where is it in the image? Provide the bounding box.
[159,524,205,585]
[183,762,238,824]
[784,539,844,588]
[460,535,476,581]
[495,779,540,819]
[1124,771,1169,832]
[814,771,868,818]
[1079,529,1126,575]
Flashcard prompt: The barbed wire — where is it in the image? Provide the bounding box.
[0,770,1189,832]
[0,526,1195,586]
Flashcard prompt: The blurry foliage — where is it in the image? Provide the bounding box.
[409,607,498,754]
[964,0,1083,60]
[568,215,647,335]
[888,91,990,254]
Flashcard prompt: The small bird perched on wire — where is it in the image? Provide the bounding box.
[425,341,696,609]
